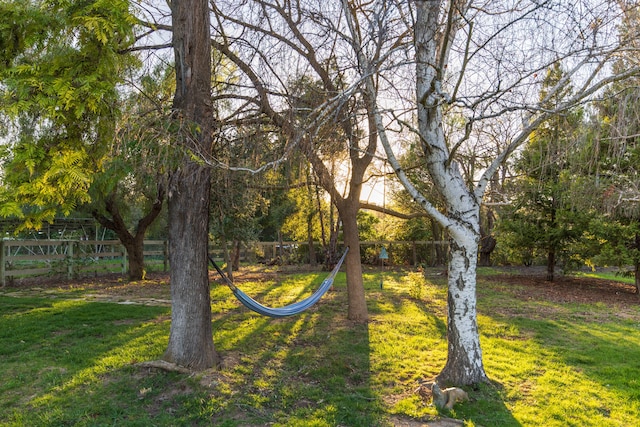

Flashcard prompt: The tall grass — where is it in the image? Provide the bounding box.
[1,267,639,426]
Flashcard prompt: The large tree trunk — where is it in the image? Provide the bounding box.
[122,236,145,281]
[163,0,218,370]
[413,0,487,386]
[479,209,496,267]
[92,218,145,281]
[232,240,241,272]
[338,203,368,322]
[437,232,488,385]
[478,239,495,267]
[164,163,217,370]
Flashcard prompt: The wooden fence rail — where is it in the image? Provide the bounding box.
[0,240,167,286]
[1,239,449,286]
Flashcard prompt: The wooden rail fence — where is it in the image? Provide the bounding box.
[0,240,167,286]
[1,239,448,286]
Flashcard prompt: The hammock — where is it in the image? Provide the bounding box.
[209,247,349,318]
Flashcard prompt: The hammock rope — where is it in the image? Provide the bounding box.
[209,247,349,318]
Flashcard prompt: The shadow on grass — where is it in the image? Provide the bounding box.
[208,272,384,426]
[1,269,530,427]
[478,299,640,425]
[0,295,171,425]
[524,316,640,402]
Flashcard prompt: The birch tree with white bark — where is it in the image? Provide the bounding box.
[360,0,640,385]
[204,0,639,381]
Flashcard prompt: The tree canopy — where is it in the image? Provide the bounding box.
[0,0,138,228]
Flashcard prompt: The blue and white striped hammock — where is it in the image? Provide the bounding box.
[209,247,348,318]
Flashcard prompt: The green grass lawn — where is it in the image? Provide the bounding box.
[1,267,639,426]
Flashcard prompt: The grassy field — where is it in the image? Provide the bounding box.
[1,267,639,426]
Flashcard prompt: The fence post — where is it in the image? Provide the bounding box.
[163,240,168,272]
[67,241,74,280]
[412,241,417,267]
[0,240,5,287]
[121,244,127,274]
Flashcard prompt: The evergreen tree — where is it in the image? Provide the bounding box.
[501,64,588,280]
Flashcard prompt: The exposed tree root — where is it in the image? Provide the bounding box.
[136,359,193,374]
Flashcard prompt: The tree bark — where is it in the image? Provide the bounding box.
[123,235,145,281]
[546,247,556,282]
[92,185,164,281]
[337,202,368,322]
[479,209,496,267]
[414,0,487,386]
[232,240,241,272]
[165,163,217,370]
[163,0,218,370]
[478,238,496,267]
[437,233,488,385]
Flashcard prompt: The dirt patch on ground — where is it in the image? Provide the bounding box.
[480,269,640,322]
[488,271,639,305]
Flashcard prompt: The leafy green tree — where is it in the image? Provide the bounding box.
[581,216,640,294]
[553,5,640,293]
[89,65,173,280]
[0,1,171,281]
[500,64,588,280]
[580,31,640,292]
[590,144,640,295]
[0,0,137,226]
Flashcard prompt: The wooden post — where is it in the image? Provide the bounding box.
[163,240,169,272]
[121,244,127,274]
[1,240,5,287]
[412,241,417,267]
[67,241,74,280]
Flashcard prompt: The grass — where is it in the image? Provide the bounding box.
[575,270,636,284]
[1,268,640,426]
